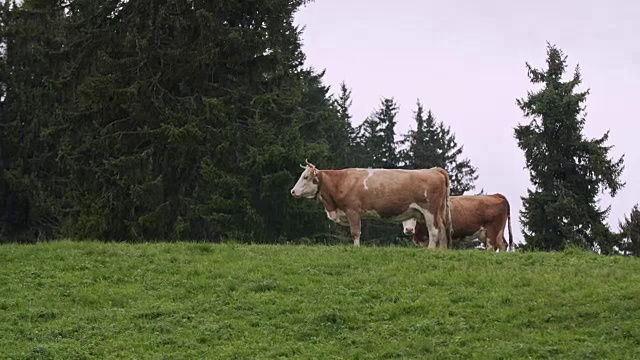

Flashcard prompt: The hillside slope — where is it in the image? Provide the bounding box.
[1,241,639,359]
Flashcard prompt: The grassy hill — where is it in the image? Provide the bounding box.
[1,241,640,359]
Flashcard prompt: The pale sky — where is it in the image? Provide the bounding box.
[294,0,640,246]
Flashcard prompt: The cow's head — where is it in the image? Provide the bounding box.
[402,218,417,235]
[290,159,320,198]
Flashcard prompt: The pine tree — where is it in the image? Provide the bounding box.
[0,0,346,244]
[0,0,8,240]
[514,43,625,253]
[438,122,478,196]
[399,101,439,169]
[0,0,67,242]
[617,205,640,257]
[378,98,400,168]
[400,100,478,195]
[359,97,400,169]
[332,81,362,168]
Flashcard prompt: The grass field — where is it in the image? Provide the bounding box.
[1,241,640,359]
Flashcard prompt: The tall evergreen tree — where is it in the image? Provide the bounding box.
[1,0,355,245]
[278,67,350,243]
[514,43,625,253]
[618,204,640,257]
[378,98,400,169]
[0,0,67,242]
[359,97,399,169]
[400,100,478,195]
[399,101,439,169]
[0,0,8,240]
[438,122,478,196]
[332,81,362,168]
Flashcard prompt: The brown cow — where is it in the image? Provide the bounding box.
[290,160,452,248]
[403,193,513,251]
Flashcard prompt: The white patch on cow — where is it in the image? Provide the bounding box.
[421,211,438,249]
[362,169,376,190]
[365,203,424,224]
[326,209,349,226]
[403,203,439,248]
[397,203,421,221]
[460,227,486,243]
[423,190,428,201]
[291,166,318,198]
[362,209,381,219]
[384,203,439,248]
[402,218,417,235]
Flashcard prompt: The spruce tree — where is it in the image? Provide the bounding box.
[378,98,400,168]
[617,204,640,257]
[332,81,362,168]
[438,122,478,196]
[359,97,400,169]
[400,100,478,195]
[514,43,625,253]
[0,0,66,242]
[399,101,439,169]
[0,0,347,244]
[0,0,8,240]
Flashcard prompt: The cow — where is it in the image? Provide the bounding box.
[290,160,452,248]
[402,193,514,251]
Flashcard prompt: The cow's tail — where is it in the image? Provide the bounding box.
[506,197,514,251]
[442,169,453,248]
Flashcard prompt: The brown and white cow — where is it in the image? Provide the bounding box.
[402,193,514,251]
[290,160,452,248]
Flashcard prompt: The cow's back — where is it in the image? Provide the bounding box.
[333,168,446,218]
[451,194,508,236]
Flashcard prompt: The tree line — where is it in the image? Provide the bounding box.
[1,1,637,254]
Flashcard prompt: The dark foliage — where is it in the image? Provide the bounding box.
[618,204,640,256]
[514,43,625,253]
[399,99,478,196]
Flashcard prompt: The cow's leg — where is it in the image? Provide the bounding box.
[346,210,362,247]
[413,235,423,247]
[418,210,438,249]
[486,222,504,252]
[496,222,508,252]
[482,228,497,251]
[487,231,500,252]
[486,224,506,252]
[416,221,429,247]
[477,229,489,250]
[436,218,448,248]
[410,229,421,247]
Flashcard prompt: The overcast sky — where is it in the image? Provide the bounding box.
[294,0,640,245]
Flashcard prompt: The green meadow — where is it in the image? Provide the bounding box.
[1,241,640,359]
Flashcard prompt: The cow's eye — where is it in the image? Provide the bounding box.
[303,176,308,180]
